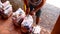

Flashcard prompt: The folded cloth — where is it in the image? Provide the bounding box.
[0,0,3,8]
[3,1,12,10]
[21,15,33,29]
[12,8,25,26]
[0,0,4,14]
[0,1,12,19]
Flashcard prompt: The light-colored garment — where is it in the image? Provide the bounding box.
[13,8,25,19]
[0,0,3,8]
[33,25,41,34]
[4,1,12,15]
[12,8,25,23]
[22,15,33,28]
[0,1,12,17]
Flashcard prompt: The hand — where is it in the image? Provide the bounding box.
[30,10,35,15]
[25,8,30,15]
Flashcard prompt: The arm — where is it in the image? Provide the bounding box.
[34,0,46,13]
[23,0,29,8]
[23,0,30,15]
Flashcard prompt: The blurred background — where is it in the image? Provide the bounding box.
[46,0,60,8]
[0,0,60,34]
